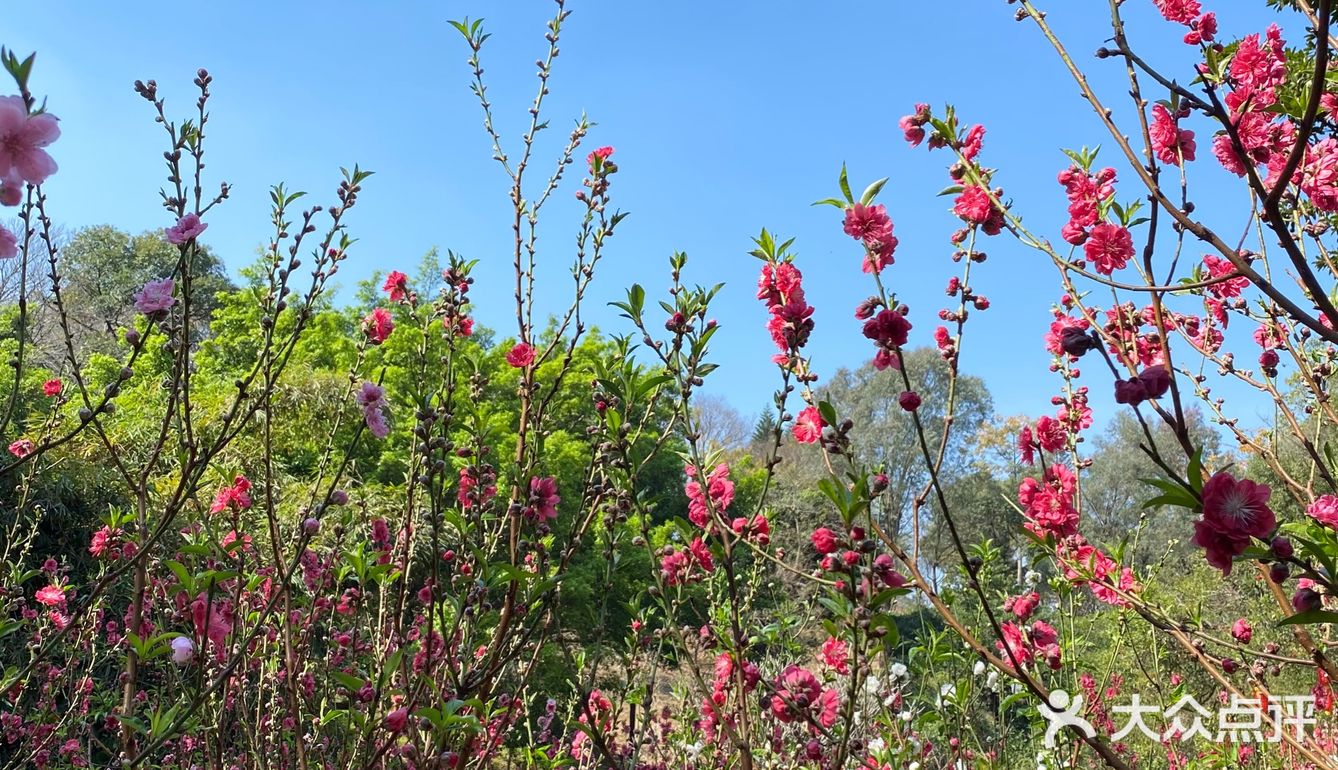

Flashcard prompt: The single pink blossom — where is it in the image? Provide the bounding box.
[134,278,176,316]
[0,96,59,185]
[1307,494,1338,528]
[35,584,65,607]
[164,213,207,245]
[793,405,824,444]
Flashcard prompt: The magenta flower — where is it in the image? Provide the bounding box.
[134,278,176,316]
[34,584,65,607]
[363,307,394,344]
[684,463,735,528]
[1307,495,1338,528]
[810,527,838,555]
[8,438,33,458]
[1083,222,1134,275]
[384,707,409,733]
[382,270,409,302]
[1150,104,1196,166]
[1191,519,1251,576]
[0,96,58,186]
[1201,472,1275,539]
[1231,618,1253,644]
[0,224,16,259]
[506,342,536,368]
[209,475,253,515]
[525,475,561,522]
[770,665,822,723]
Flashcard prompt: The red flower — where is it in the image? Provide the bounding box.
[953,185,996,228]
[1201,472,1275,539]
[210,475,253,515]
[685,464,735,527]
[506,342,536,368]
[1192,519,1251,575]
[384,707,409,733]
[862,308,911,350]
[1202,255,1248,298]
[8,439,33,458]
[793,406,824,444]
[842,203,898,272]
[811,527,839,555]
[42,379,61,397]
[1018,465,1079,538]
[1083,222,1133,275]
[1232,618,1253,643]
[362,307,394,344]
[757,262,804,309]
[1150,104,1196,166]
[586,145,614,168]
[820,636,849,675]
[688,537,714,572]
[771,665,822,723]
[381,270,409,302]
[898,391,921,412]
[1034,415,1066,453]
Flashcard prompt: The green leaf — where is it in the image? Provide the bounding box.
[817,400,837,428]
[1186,446,1204,493]
[859,177,888,206]
[838,164,852,204]
[1279,609,1338,626]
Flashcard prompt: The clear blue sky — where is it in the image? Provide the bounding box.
[8,2,1299,428]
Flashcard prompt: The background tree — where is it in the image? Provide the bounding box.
[49,225,233,360]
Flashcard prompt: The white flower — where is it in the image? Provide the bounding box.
[864,674,883,694]
[937,682,956,707]
[170,636,195,664]
[868,737,886,753]
[972,660,986,676]
[986,670,1000,689]
[890,662,908,679]
[899,709,914,722]
[1025,569,1041,586]
[909,763,921,770]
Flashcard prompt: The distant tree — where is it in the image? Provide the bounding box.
[819,348,993,545]
[750,407,779,448]
[50,225,232,359]
[691,392,748,452]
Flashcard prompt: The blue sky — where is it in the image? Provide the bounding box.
[7,2,1301,429]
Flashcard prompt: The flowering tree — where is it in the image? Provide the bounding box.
[9,1,1338,769]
